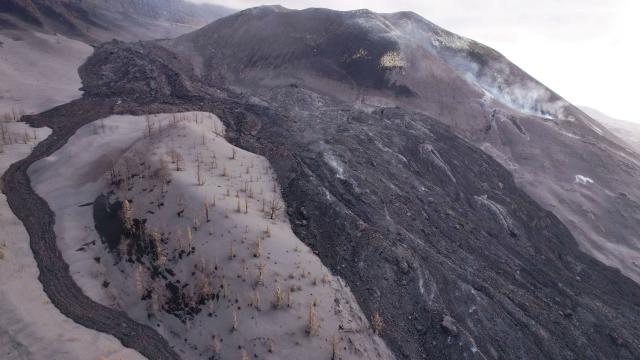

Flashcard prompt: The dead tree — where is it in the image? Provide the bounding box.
[145,115,155,137]
[253,237,262,258]
[268,199,284,220]
[158,158,170,193]
[371,311,384,335]
[197,161,205,186]
[305,302,319,336]
[120,199,133,231]
[175,152,184,171]
[273,286,284,309]
[0,122,9,145]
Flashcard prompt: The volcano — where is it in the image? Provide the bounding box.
[68,6,640,359]
[161,6,640,286]
[2,4,640,360]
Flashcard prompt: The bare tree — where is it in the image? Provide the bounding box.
[158,158,170,193]
[0,122,9,146]
[10,107,24,122]
[273,286,284,309]
[169,145,177,164]
[0,241,6,260]
[21,129,30,144]
[196,161,205,185]
[133,264,145,298]
[305,302,319,336]
[256,263,266,286]
[148,284,162,317]
[120,199,133,230]
[231,310,239,332]
[371,311,384,335]
[118,235,129,260]
[253,237,262,258]
[186,226,193,250]
[176,193,185,217]
[175,152,184,171]
[193,216,200,231]
[268,199,284,220]
[229,243,236,260]
[331,335,340,360]
[170,113,178,127]
[253,289,261,310]
[145,115,155,137]
[211,335,222,357]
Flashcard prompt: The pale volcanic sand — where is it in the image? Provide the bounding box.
[29,112,395,360]
[0,31,93,115]
[0,28,147,360]
[0,121,145,360]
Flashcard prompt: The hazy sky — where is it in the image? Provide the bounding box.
[194,0,639,121]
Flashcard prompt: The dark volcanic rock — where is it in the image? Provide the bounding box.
[68,34,640,360]
[251,90,640,360]
[440,315,458,336]
[166,6,640,288]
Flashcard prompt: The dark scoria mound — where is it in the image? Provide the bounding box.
[167,6,414,96]
[72,36,640,360]
[93,194,205,321]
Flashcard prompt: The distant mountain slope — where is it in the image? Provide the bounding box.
[0,31,92,114]
[165,6,640,286]
[581,106,640,151]
[0,0,234,42]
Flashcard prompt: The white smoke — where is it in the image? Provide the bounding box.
[391,16,572,120]
[460,61,570,120]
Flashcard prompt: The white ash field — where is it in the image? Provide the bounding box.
[0,28,146,360]
[28,112,394,359]
[0,123,145,360]
[0,31,92,116]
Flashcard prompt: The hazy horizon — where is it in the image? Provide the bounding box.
[191,0,639,123]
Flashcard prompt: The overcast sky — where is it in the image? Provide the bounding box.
[193,0,639,121]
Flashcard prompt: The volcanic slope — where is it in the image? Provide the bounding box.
[165,6,640,285]
[68,30,640,359]
[0,0,233,43]
[581,106,640,152]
